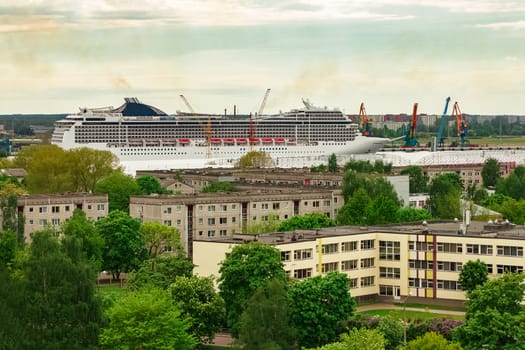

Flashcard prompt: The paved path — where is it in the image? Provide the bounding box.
[357,302,465,316]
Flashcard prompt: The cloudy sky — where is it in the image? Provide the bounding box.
[1,0,524,115]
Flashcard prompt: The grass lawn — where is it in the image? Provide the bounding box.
[358,309,464,321]
[394,302,466,312]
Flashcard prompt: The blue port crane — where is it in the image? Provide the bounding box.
[404,103,419,147]
[436,97,451,148]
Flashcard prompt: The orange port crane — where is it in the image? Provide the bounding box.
[404,103,419,147]
[452,101,468,146]
[359,102,371,136]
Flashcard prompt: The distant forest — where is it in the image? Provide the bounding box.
[0,115,65,136]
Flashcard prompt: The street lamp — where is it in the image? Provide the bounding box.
[402,292,411,345]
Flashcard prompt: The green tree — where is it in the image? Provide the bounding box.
[328,153,338,172]
[398,207,432,222]
[202,181,236,193]
[96,210,147,279]
[95,171,142,212]
[365,195,400,225]
[170,275,225,344]
[21,229,104,349]
[0,230,17,266]
[99,288,197,350]
[403,332,462,350]
[61,209,104,270]
[377,315,404,350]
[337,188,371,225]
[236,151,274,168]
[126,254,194,290]
[427,173,462,219]
[453,273,525,349]
[141,221,183,259]
[15,144,74,193]
[277,213,335,231]
[288,272,356,348]
[458,259,488,293]
[68,147,118,193]
[308,328,387,350]
[136,175,165,194]
[481,158,500,188]
[495,165,525,200]
[238,279,297,350]
[218,242,287,337]
[400,166,429,193]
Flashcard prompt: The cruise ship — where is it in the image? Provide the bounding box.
[51,98,390,166]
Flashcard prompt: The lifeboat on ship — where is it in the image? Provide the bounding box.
[287,138,296,144]
[236,138,247,144]
[274,137,285,143]
[262,138,273,144]
[178,138,190,144]
[250,137,260,144]
[210,138,222,144]
[224,138,235,144]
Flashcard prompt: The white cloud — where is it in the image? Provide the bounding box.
[477,20,525,30]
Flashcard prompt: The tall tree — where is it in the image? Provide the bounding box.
[377,315,404,350]
[481,158,500,188]
[126,254,194,290]
[403,332,462,350]
[141,221,183,259]
[238,279,297,350]
[453,273,525,349]
[427,173,463,219]
[68,147,118,193]
[458,259,488,294]
[236,151,274,168]
[288,272,356,348]
[337,188,371,225]
[136,175,165,195]
[309,328,387,350]
[21,229,104,349]
[400,166,429,193]
[328,153,338,172]
[95,171,142,212]
[96,210,147,279]
[99,288,197,350]
[218,242,287,337]
[61,209,104,271]
[171,275,225,344]
[495,165,525,200]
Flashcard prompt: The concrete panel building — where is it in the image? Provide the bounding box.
[193,219,525,303]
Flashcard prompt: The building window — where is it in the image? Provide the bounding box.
[341,241,358,252]
[294,268,312,279]
[198,218,203,224]
[313,201,320,208]
[361,276,375,287]
[379,241,401,261]
[87,205,92,210]
[281,251,291,261]
[176,219,181,225]
[273,202,280,210]
[221,205,227,212]
[163,220,172,226]
[39,219,47,226]
[294,249,312,260]
[409,259,433,270]
[51,206,60,213]
[437,243,462,253]
[466,244,493,255]
[348,278,358,289]
[361,239,375,250]
[208,205,216,212]
[208,218,216,225]
[252,203,256,209]
[232,217,236,223]
[163,207,172,214]
[262,203,269,210]
[408,241,433,251]
[29,219,34,225]
[496,265,523,274]
[39,207,47,213]
[322,262,338,273]
[51,218,60,225]
[437,280,461,290]
[380,267,400,279]
[232,204,236,210]
[321,243,338,254]
[379,285,396,296]
[219,217,227,224]
[497,246,523,257]
[207,230,216,237]
[323,200,330,207]
[360,258,375,269]
[437,261,462,272]
[97,204,104,211]
[219,229,227,237]
[341,259,358,271]
[29,207,34,212]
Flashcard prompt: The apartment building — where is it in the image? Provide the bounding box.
[193,219,525,303]
[17,193,108,242]
[129,188,344,258]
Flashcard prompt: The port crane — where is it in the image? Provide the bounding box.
[404,103,419,147]
[435,97,452,149]
[257,88,271,116]
[359,102,371,136]
[179,94,212,157]
[452,101,468,146]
